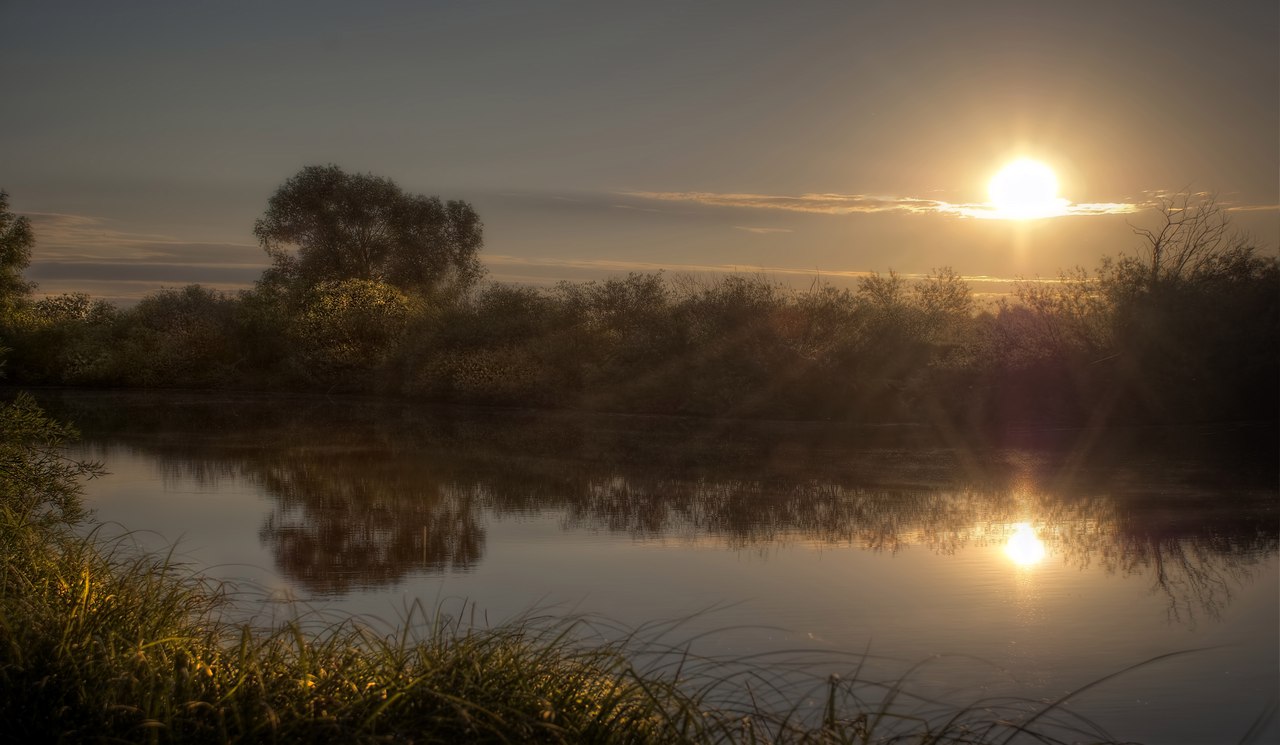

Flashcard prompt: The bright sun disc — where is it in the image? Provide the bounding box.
[1004,522,1046,566]
[987,159,1066,219]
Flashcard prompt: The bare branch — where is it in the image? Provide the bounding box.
[1128,190,1243,288]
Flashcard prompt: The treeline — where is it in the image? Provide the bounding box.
[1,175,1276,425]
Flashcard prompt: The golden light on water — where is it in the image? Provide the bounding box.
[1004,522,1047,566]
[987,159,1069,220]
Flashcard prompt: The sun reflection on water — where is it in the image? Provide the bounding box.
[1004,522,1046,567]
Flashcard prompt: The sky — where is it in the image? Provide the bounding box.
[3,0,1277,303]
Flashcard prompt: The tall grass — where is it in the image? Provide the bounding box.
[0,523,1130,745]
[0,393,1158,743]
[0,510,701,742]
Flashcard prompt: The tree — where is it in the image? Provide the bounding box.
[0,190,35,315]
[1095,193,1279,422]
[1124,191,1252,291]
[253,165,485,296]
[115,286,240,387]
[290,278,413,388]
[4,293,117,384]
[912,267,974,343]
[0,392,102,530]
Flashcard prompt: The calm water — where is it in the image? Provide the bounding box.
[41,390,1279,744]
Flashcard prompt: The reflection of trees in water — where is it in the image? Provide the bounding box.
[255,453,486,594]
[558,478,1275,619]
[49,391,1277,614]
[164,446,1276,620]
[560,480,1028,554]
[1139,539,1253,624]
[1086,507,1275,625]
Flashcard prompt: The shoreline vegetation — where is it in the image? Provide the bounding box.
[0,176,1276,427]
[0,391,1209,744]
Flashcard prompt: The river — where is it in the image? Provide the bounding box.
[37,389,1279,744]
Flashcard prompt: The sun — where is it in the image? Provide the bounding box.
[987,158,1068,219]
[1004,522,1047,567]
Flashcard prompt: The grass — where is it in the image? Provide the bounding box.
[0,392,1205,744]
[2,505,695,743]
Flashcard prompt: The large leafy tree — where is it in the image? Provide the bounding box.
[253,165,485,295]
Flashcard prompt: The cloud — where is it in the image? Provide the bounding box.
[23,211,262,264]
[944,200,1141,219]
[733,226,793,234]
[624,191,939,215]
[27,261,263,284]
[20,211,265,300]
[623,190,1144,219]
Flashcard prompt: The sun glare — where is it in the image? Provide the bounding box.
[987,159,1068,219]
[1004,522,1046,567]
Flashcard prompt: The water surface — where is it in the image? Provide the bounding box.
[41,390,1279,744]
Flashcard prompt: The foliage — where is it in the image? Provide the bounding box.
[3,292,117,384]
[913,266,975,343]
[114,286,241,388]
[408,284,561,405]
[1,183,1275,426]
[229,282,295,387]
[0,392,101,530]
[0,190,35,317]
[1093,193,1279,422]
[552,272,682,409]
[290,279,415,390]
[254,164,485,296]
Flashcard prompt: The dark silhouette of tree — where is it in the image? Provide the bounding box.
[0,190,35,315]
[253,165,485,295]
[1126,192,1238,290]
[1099,193,1279,422]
